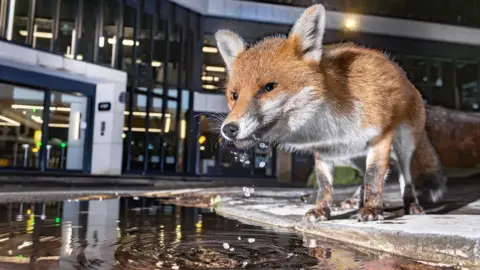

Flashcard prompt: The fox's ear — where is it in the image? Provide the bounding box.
[289,4,326,62]
[215,30,246,74]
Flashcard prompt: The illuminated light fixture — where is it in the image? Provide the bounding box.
[180,120,186,139]
[152,61,162,67]
[202,46,218,53]
[11,105,71,112]
[124,111,170,118]
[49,123,69,128]
[19,30,53,39]
[107,38,139,46]
[122,127,162,133]
[344,17,357,30]
[205,66,225,72]
[76,54,83,61]
[202,84,218,90]
[55,107,71,112]
[202,76,220,82]
[200,146,205,151]
[0,115,20,126]
[99,37,105,48]
[198,135,206,144]
[164,117,171,133]
[0,122,18,126]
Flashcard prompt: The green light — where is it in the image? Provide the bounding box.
[18,254,23,259]
[37,142,42,147]
[55,217,61,223]
[32,109,37,113]
[60,143,66,148]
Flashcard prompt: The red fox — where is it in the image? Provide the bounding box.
[215,4,446,222]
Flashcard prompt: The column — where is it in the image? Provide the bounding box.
[91,82,126,175]
[66,98,87,170]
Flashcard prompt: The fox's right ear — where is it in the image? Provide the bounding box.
[288,4,326,63]
[215,30,246,74]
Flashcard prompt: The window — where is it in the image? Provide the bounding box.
[33,0,55,51]
[8,0,29,44]
[148,96,162,170]
[124,92,147,170]
[0,83,45,169]
[55,0,77,57]
[46,90,88,170]
[121,5,137,73]
[201,34,228,92]
[99,0,117,67]
[456,60,479,111]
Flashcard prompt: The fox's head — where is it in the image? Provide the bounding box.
[215,4,328,149]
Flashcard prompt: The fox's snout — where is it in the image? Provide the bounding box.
[221,122,240,140]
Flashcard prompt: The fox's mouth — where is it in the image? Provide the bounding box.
[232,134,261,149]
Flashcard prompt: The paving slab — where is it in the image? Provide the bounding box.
[200,185,480,268]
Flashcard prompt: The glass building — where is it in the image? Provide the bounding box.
[0,0,478,183]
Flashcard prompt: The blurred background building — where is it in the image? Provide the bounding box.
[0,0,478,183]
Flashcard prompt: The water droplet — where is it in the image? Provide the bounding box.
[230,247,235,251]
[223,242,230,249]
[244,192,251,197]
[248,238,255,243]
[238,236,241,240]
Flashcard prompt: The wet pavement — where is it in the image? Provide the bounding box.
[0,192,458,270]
[149,183,480,269]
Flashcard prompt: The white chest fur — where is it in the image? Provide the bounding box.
[279,101,380,161]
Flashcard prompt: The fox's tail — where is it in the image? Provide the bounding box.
[411,132,447,204]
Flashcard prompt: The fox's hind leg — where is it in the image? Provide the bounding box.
[393,125,425,215]
[304,152,334,222]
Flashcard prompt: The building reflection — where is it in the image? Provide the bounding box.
[0,196,301,269]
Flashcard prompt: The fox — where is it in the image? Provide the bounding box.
[215,4,446,222]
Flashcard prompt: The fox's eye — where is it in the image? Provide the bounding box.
[231,92,238,101]
[263,82,278,92]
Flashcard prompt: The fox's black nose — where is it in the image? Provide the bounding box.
[222,123,239,139]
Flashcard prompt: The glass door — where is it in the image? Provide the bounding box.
[0,83,46,169]
[45,90,89,171]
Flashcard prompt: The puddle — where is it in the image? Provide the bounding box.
[0,194,454,269]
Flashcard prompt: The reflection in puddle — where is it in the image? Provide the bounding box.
[0,196,453,269]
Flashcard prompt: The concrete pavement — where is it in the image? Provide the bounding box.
[160,184,480,268]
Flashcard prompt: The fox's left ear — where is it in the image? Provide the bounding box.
[288,4,326,63]
[215,30,246,74]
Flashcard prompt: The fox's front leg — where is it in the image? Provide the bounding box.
[359,133,393,222]
[305,152,334,222]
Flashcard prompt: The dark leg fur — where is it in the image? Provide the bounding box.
[305,152,334,222]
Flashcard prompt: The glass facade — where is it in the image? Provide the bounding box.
[0,81,93,173]
[0,0,200,176]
